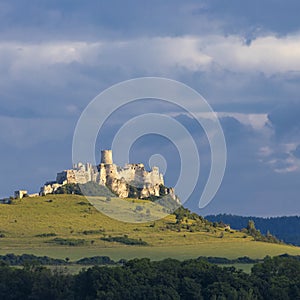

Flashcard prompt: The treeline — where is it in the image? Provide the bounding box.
[4,253,291,266]
[100,235,148,246]
[0,255,300,299]
[206,214,300,245]
[0,254,117,266]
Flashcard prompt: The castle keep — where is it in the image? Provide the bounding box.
[40,150,175,200]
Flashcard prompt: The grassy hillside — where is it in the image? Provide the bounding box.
[0,194,300,260]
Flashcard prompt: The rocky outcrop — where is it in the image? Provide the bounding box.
[106,177,129,198]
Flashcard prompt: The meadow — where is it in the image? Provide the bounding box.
[0,194,299,261]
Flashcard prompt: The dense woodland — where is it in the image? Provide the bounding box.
[0,255,299,299]
[0,253,269,266]
[206,214,300,245]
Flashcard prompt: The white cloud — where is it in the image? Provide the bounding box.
[258,142,300,173]
[205,34,300,75]
[217,112,268,130]
[0,42,87,78]
[0,38,212,78]
[1,34,300,78]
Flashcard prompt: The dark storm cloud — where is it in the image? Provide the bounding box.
[0,0,214,41]
[2,0,299,42]
[268,101,300,141]
[198,0,300,36]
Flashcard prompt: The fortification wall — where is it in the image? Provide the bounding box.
[56,170,76,184]
[40,150,175,201]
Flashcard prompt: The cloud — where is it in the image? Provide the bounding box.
[218,112,268,130]
[255,101,300,174]
[0,1,227,41]
[1,33,300,86]
[204,34,300,75]
[259,143,300,174]
[201,0,300,36]
[293,145,300,159]
[0,38,212,78]
[0,33,300,127]
[1,0,299,42]
[268,101,300,141]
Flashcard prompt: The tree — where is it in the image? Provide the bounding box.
[247,220,256,232]
[174,207,186,224]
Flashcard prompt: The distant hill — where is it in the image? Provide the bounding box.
[206,214,300,246]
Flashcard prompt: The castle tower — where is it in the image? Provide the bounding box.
[101,150,113,165]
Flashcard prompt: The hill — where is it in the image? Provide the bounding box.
[206,214,300,246]
[0,195,300,261]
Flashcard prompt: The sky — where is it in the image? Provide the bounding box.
[1,0,300,216]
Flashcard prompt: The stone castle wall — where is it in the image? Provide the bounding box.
[40,150,173,201]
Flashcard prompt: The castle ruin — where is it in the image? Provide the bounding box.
[40,150,176,200]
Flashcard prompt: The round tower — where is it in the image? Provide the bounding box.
[101,150,113,165]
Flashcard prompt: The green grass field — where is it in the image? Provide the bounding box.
[0,194,299,261]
